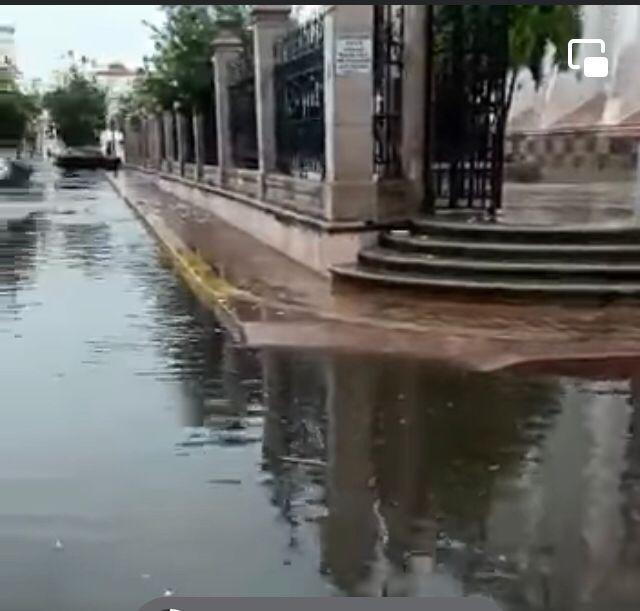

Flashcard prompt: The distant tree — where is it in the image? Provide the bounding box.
[43,67,107,146]
[0,69,41,144]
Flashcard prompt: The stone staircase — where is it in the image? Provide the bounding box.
[331,219,640,297]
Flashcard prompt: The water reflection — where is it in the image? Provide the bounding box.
[0,216,40,321]
[138,273,640,607]
[236,349,640,608]
[3,164,640,608]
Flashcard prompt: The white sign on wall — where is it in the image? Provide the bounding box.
[336,35,372,76]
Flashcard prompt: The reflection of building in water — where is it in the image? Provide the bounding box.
[259,350,567,602]
[485,379,630,609]
[257,347,640,606]
[589,373,640,605]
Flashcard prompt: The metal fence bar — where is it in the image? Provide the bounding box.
[274,16,325,179]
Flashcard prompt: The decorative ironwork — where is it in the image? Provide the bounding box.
[274,17,325,178]
[185,111,195,164]
[429,6,508,211]
[373,5,404,179]
[229,43,258,170]
[204,61,218,166]
[171,112,179,162]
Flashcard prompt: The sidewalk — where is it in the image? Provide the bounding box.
[109,170,640,374]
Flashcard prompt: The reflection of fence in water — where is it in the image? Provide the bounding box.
[274,16,325,179]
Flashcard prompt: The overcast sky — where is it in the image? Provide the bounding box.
[1,5,162,83]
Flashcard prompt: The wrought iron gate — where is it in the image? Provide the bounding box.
[373,5,404,179]
[274,17,325,178]
[204,61,218,166]
[229,47,258,170]
[429,6,508,211]
[185,111,195,163]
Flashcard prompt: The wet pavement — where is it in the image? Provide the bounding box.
[3,162,640,610]
[113,171,640,371]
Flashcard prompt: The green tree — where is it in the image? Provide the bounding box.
[137,5,249,114]
[507,5,581,112]
[43,67,107,146]
[0,69,41,144]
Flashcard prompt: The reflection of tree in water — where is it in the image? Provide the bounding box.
[259,350,562,600]
[59,221,112,274]
[0,218,40,315]
[261,350,328,544]
[136,271,261,427]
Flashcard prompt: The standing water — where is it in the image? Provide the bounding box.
[1,162,640,610]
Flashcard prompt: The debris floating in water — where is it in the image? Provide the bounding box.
[141,574,151,580]
[207,479,242,485]
[163,588,175,597]
[53,539,64,551]
[279,456,327,469]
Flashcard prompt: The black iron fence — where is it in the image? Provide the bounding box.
[229,42,258,170]
[373,5,404,179]
[430,5,508,211]
[185,111,195,164]
[274,16,325,178]
[204,61,218,166]
[171,112,179,162]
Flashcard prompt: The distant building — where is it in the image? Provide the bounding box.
[0,24,19,85]
[92,61,138,122]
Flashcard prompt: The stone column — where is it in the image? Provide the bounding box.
[162,110,175,172]
[153,108,164,170]
[153,112,164,170]
[401,5,428,214]
[174,101,186,177]
[123,118,133,163]
[251,5,292,182]
[141,116,150,166]
[212,26,244,183]
[323,5,376,222]
[193,109,205,181]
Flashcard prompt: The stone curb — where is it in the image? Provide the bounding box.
[106,173,251,344]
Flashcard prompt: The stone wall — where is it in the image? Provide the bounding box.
[506,129,640,182]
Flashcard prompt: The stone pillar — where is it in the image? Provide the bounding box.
[153,112,164,170]
[141,116,150,166]
[401,5,428,214]
[153,108,164,169]
[212,26,244,182]
[174,101,187,177]
[323,5,376,222]
[162,110,175,172]
[251,5,292,180]
[193,110,205,181]
[123,118,133,163]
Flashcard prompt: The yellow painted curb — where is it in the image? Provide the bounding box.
[108,176,251,342]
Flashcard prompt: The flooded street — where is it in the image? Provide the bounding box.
[2,163,640,610]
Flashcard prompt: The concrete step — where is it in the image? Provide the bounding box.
[410,218,640,245]
[331,263,640,297]
[381,233,640,263]
[360,247,640,281]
